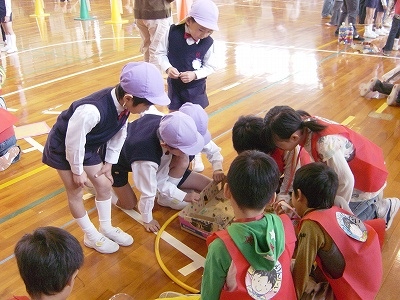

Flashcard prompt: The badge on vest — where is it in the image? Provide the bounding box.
[245,262,282,299]
[336,212,367,242]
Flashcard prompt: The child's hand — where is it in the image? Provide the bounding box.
[94,162,114,184]
[212,170,225,183]
[166,67,180,79]
[73,171,87,188]
[179,71,196,83]
[143,219,160,233]
[183,191,200,203]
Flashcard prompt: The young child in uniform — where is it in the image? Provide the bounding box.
[11,226,84,300]
[42,62,170,253]
[264,105,400,229]
[157,150,297,299]
[291,162,383,299]
[110,111,210,233]
[155,0,219,171]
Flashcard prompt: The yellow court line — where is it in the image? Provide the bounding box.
[0,165,49,190]
[376,103,388,113]
[341,116,355,126]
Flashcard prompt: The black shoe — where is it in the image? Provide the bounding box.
[354,35,365,41]
[334,30,339,36]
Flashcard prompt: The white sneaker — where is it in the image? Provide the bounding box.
[376,198,400,230]
[0,44,9,52]
[99,227,134,246]
[84,234,119,254]
[364,30,378,39]
[192,154,204,172]
[157,193,188,210]
[6,47,17,54]
[359,77,379,97]
[387,84,400,106]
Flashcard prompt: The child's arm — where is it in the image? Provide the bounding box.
[132,160,161,232]
[200,238,231,300]
[202,141,225,182]
[155,27,174,74]
[292,220,326,299]
[65,105,100,179]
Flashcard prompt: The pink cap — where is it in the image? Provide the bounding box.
[189,0,219,31]
[179,103,211,145]
[159,111,205,155]
[120,62,170,106]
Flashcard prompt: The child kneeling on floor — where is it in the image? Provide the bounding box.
[291,162,383,299]
[157,150,297,299]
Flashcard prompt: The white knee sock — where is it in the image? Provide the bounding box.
[96,198,113,231]
[75,212,101,240]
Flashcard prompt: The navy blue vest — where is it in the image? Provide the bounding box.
[43,88,127,167]
[113,114,163,172]
[167,24,213,89]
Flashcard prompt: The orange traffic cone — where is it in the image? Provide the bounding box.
[30,0,50,17]
[74,0,95,21]
[178,0,188,22]
[105,0,129,24]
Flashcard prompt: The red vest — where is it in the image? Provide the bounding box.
[310,118,388,192]
[0,108,18,143]
[207,215,297,300]
[302,206,383,300]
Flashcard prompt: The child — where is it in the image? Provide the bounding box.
[0,70,21,171]
[157,150,297,299]
[382,0,400,55]
[232,115,310,204]
[0,107,20,170]
[178,102,225,182]
[291,162,383,299]
[0,0,17,53]
[156,0,219,171]
[359,76,400,106]
[264,105,400,229]
[111,111,210,233]
[156,0,219,112]
[12,226,84,300]
[42,62,170,253]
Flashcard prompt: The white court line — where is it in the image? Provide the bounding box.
[121,208,206,276]
[23,137,44,153]
[2,54,143,98]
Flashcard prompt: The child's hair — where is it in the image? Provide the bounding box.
[115,83,153,107]
[264,106,326,140]
[293,162,338,209]
[227,150,280,210]
[232,115,275,154]
[14,226,84,299]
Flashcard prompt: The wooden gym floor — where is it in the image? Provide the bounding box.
[1,0,400,299]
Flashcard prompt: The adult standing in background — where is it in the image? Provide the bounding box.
[0,0,17,53]
[134,0,174,70]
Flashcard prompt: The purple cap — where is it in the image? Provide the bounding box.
[189,0,219,31]
[159,111,205,155]
[120,62,170,106]
[179,103,211,145]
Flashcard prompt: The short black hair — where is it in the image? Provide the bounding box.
[227,150,280,210]
[232,115,275,154]
[14,226,84,299]
[293,162,338,209]
[115,83,152,106]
